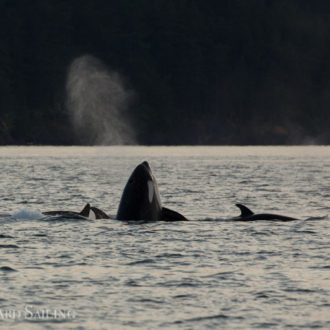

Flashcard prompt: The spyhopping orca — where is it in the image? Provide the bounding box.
[43,203,110,219]
[233,204,298,221]
[116,161,187,221]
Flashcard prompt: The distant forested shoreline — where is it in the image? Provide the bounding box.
[1,0,330,145]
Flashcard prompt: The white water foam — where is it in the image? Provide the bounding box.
[11,209,45,220]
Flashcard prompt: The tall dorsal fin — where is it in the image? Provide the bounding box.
[236,204,254,217]
[80,203,91,217]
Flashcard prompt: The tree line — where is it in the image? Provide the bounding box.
[1,0,330,145]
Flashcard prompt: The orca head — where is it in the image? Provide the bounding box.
[116,161,162,220]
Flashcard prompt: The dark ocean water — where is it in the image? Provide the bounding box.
[0,146,329,329]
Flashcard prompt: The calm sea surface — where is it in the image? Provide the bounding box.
[0,146,329,329]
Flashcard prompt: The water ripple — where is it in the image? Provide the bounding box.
[0,146,330,328]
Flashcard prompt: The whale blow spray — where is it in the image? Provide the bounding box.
[66,55,135,144]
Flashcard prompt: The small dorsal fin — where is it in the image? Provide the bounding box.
[236,204,254,217]
[90,206,110,219]
[80,203,91,217]
[161,207,188,221]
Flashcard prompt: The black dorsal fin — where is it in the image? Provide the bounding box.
[236,204,254,217]
[90,206,110,219]
[80,203,91,217]
[161,207,188,221]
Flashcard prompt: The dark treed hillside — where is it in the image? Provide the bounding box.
[1,0,330,145]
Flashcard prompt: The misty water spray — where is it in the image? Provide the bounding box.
[66,55,135,144]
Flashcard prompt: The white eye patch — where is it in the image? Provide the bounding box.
[148,180,154,203]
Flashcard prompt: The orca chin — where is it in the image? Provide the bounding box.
[43,203,110,219]
[116,161,187,221]
[232,204,298,221]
